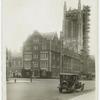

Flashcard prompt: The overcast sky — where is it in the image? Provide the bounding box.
[3,0,98,56]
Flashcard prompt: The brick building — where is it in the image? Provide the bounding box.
[23,31,61,78]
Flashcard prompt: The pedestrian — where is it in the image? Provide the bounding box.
[14,78,16,83]
[30,77,32,83]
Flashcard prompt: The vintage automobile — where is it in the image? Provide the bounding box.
[58,73,84,93]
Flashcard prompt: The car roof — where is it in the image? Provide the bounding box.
[60,73,79,76]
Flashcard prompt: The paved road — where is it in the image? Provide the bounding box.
[7,79,95,100]
[70,91,96,100]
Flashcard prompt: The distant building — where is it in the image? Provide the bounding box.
[86,56,95,74]
[6,49,12,78]
[11,55,23,77]
[23,31,61,78]
[6,50,23,78]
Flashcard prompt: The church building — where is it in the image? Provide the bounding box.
[61,0,90,54]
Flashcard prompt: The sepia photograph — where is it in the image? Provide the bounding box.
[2,0,98,100]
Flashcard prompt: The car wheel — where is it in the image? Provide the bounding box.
[81,84,84,91]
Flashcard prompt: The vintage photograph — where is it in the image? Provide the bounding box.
[3,0,97,100]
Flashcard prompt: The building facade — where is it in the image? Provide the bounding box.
[23,31,61,78]
[61,48,82,74]
[6,49,23,78]
[10,55,23,77]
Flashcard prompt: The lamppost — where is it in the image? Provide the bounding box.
[60,36,63,73]
[30,67,33,82]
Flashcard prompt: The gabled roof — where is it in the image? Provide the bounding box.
[31,31,42,37]
[41,32,58,40]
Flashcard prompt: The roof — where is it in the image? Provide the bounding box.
[60,73,79,76]
[31,31,42,38]
[42,32,58,40]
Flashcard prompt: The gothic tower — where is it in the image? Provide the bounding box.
[78,0,81,10]
[61,0,85,54]
[62,1,67,40]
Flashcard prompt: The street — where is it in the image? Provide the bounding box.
[7,79,95,100]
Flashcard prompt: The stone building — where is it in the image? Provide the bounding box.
[61,48,82,73]
[22,0,93,78]
[6,49,23,78]
[60,0,91,75]
[61,0,90,54]
[23,31,61,78]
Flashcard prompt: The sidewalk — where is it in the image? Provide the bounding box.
[70,90,96,100]
[7,78,32,83]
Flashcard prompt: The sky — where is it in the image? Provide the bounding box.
[3,0,98,56]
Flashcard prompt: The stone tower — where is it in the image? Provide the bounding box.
[61,0,84,54]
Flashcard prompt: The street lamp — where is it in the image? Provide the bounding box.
[60,35,64,73]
